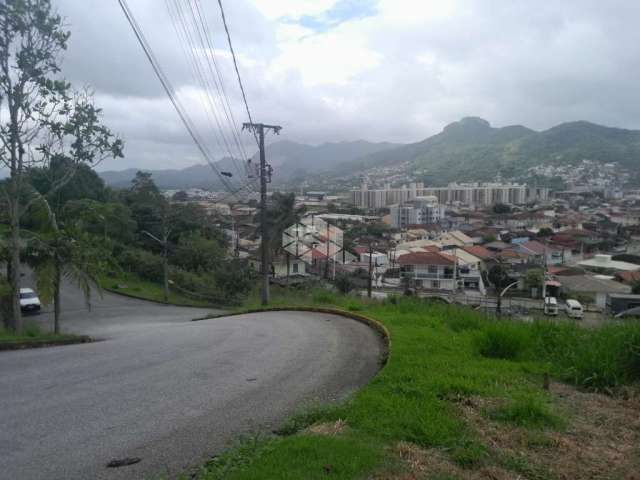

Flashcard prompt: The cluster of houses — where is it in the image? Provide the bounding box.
[177,185,640,317]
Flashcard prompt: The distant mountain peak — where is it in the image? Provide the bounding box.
[444,116,492,131]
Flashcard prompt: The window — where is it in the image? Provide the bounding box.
[431,280,440,289]
[428,265,438,274]
[292,263,299,273]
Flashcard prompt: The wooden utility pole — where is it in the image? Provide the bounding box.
[142,229,171,303]
[243,122,281,306]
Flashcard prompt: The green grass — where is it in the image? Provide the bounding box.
[0,322,85,348]
[198,434,385,480]
[98,272,214,308]
[489,393,565,429]
[193,288,640,479]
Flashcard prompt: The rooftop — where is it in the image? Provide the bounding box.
[398,251,455,266]
[578,254,640,272]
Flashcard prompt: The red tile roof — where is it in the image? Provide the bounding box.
[498,250,530,259]
[398,251,455,266]
[616,271,640,284]
[463,246,495,260]
[520,240,550,255]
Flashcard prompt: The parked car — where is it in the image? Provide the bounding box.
[565,299,584,319]
[544,296,558,316]
[19,288,42,313]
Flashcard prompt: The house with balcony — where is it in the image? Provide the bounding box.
[398,251,457,291]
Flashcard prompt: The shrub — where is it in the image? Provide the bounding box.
[117,248,163,282]
[529,321,640,392]
[334,273,355,295]
[476,322,530,360]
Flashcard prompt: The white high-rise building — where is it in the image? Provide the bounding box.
[350,182,544,209]
[389,196,445,229]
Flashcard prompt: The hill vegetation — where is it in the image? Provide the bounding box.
[344,117,640,186]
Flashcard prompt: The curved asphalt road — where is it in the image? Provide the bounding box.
[0,287,384,480]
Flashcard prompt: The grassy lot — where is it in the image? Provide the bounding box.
[0,322,88,349]
[190,288,640,480]
[98,272,214,308]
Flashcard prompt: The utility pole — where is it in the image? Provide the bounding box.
[243,122,281,306]
[368,242,373,298]
[142,229,171,303]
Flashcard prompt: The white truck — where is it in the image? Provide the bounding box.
[565,299,584,319]
[543,296,558,316]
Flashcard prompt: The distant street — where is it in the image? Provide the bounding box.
[1,289,384,480]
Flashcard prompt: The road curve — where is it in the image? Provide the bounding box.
[0,310,384,480]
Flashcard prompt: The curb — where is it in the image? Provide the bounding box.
[193,306,391,365]
[0,335,92,351]
[102,286,218,309]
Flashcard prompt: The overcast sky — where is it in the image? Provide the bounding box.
[47,0,640,171]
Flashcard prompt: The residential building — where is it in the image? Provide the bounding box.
[398,251,457,291]
[350,182,542,209]
[557,274,631,309]
[578,254,640,274]
[389,196,445,229]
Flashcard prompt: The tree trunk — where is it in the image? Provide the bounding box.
[54,262,61,334]
[163,244,169,303]
[9,203,22,332]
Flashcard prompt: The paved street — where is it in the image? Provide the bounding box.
[1,288,384,480]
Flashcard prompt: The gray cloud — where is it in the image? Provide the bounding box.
[44,0,640,173]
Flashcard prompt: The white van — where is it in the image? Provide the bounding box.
[565,299,584,319]
[544,296,558,316]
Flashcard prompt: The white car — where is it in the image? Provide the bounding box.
[20,288,42,313]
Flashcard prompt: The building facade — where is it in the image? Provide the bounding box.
[351,182,547,209]
[389,196,445,229]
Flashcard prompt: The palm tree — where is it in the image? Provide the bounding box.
[25,198,109,334]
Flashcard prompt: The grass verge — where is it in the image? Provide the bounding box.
[0,323,89,350]
[98,272,214,308]
[190,287,640,479]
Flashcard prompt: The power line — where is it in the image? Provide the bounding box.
[217,0,260,148]
[166,0,247,182]
[117,0,254,197]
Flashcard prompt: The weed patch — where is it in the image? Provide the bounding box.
[475,322,530,360]
[489,394,564,429]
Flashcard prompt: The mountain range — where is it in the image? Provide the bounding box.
[99,117,640,190]
[98,140,399,190]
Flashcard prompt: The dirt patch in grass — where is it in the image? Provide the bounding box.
[375,441,513,480]
[458,383,640,480]
[307,420,349,436]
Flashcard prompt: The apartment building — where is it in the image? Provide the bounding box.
[389,196,445,229]
[351,182,547,209]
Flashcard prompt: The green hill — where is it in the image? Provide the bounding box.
[346,117,640,186]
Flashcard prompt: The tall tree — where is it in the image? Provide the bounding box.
[0,1,123,331]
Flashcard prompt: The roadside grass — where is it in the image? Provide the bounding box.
[98,272,213,308]
[0,322,86,349]
[193,288,640,479]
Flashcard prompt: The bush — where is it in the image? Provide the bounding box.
[117,248,163,282]
[476,322,530,360]
[334,273,355,295]
[529,321,640,392]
